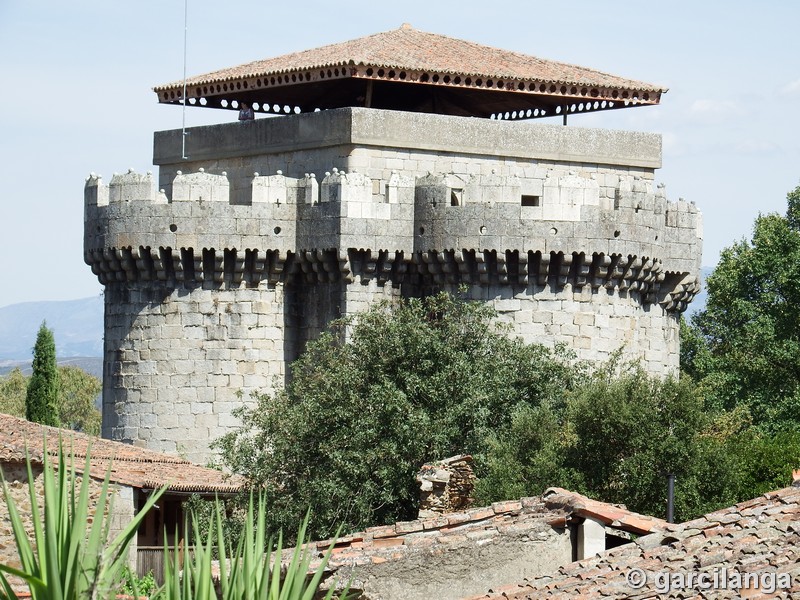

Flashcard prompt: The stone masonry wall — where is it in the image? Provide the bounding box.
[417,455,477,518]
[0,462,136,593]
[87,108,702,461]
[471,283,680,374]
[102,284,284,463]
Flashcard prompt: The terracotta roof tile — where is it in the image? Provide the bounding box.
[287,491,667,590]
[0,413,245,494]
[542,487,667,535]
[154,25,664,119]
[475,486,800,599]
[158,25,662,93]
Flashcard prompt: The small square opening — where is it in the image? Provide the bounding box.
[450,189,464,206]
[521,195,540,207]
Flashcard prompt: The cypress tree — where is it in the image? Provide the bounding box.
[25,321,59,426]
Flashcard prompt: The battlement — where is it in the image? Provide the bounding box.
[86,107,703,463]
[85,164,701,306]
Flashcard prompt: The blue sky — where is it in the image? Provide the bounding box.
[1,1,798,307]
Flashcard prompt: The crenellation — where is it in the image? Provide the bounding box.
[87,107,702,462]
[84,173,109,207]
[171,169,229,203]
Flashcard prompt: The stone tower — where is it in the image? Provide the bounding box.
[84,26,702,463]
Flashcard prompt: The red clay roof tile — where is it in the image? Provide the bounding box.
[0,413,245,494]
[476,485,800,599]
[157,25,663,93]
[154,25,665,119]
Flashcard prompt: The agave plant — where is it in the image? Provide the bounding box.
[146,496,353,600]
[0,440,165,600]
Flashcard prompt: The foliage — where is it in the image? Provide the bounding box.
[215,291,577,540]
[144,498,352,600]
[0,367,101,434]
[474,401,571,505]
[478,359,750,522]
[0,441,164,600]
[685,184,800,429]
[564,363,740,521]
[724,428,800,498]
[0,448,349,600]
[25,322,59,427]
[0,369,27,418]
[57,367,101,436]
[119,567,156,597]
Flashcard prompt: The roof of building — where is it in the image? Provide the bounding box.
[154,24,665,120]
[466,485,800,599]
[0,413,245,494]
[301,487,665,590]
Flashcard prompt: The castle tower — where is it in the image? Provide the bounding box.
[85,26,702,463]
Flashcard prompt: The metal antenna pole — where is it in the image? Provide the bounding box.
[666,473,675,523]
[181,0,189,160]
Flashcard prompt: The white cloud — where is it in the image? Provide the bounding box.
[781,79,800,95]
[688,99,745,121]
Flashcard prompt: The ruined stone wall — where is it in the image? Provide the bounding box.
[417,455,476,518]
[87,107,702,461]
[0,462,136,592]
[334,520,571,600]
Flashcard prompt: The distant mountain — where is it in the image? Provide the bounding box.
[0,296,104,361]
[0,271,711,368]
[0,357,104,379]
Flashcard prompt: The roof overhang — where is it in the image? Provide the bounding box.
[153,25,666,121]
[155,65,663,121]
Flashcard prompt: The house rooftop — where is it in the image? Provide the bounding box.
[154,24,665,121]
[467,485,800,599]
[298,487,666,596]
[0,413,245,495]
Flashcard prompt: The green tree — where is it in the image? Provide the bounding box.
[0,368,27,417]
[686,184,800,429]
[25,321,59,426]
[474,400,571,505]
[215,291,577,540]
[478,359,744,522]
[0,366,101,434]
[563,363,738,521]
[58,366,101,435]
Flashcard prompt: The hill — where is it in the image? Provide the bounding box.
[0,296,104,361]
[0,269,713,371]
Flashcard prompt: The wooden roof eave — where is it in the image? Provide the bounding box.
[155,63,665,107]
[155,71,661,122]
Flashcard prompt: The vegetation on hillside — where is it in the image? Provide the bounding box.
[0,366,101,435]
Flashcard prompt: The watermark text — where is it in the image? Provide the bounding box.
[625,567,793,594]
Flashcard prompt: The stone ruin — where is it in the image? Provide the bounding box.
[417,455,477,518]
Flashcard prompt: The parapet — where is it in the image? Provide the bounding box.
[84,162,701,311]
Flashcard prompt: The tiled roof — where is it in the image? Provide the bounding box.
[305,489,664,574]
[468,486,800,599]
[154,25,664,119]
[208,488,665,595]
[540,487,666,534]
[158,24,662,93]
[0,413,245,494]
